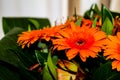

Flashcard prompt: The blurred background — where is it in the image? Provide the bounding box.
[0,0,120,39]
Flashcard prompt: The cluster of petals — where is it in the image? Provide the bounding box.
[17,18,107,62]
[17,25,64,48]
[52,21,106,62]
[104,32,120,71]
[17,17,120,72]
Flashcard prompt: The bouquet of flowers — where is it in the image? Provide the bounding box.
[0,4,120,80]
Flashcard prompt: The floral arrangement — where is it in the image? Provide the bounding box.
[0,4,120,80]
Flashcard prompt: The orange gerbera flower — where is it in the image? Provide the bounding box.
[52,22,106,62]
[41,25,64,41]
[17,25,63,48]
[17,30,42,48]
[104,32,120,71]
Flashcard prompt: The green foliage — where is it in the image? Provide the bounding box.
[2,17,51,34]
[83,4,100,20]
[101,5,114,35]
[0,27,41,80]
[47,52,57,80]
[0,4,120,80]
[0,62,21,80]
[84,4,114,35]
[75,18,82,26]
[35,50,58,80]
[0,17,51,80]
[111,12,120,18]
[92,17,98,28]
[101,4,113,24]
[43,63,53,80]
[35,50,48,66]
[93,61,120,80]
[101,17,113,35]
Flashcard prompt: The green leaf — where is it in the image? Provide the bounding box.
[101,4,113,24]
[0,28,25,67]
[28,25,32,31]
[93,61,120,80]
[28,19,40,29]
[62,60,78,72]
[0,27,37,68]
[52,55,58,65]
[35,50,48,65]
[84,4,100,20]
[47,52,57,80]
[1,17,51,80]
[92,17,98,28]
[43,63,53,80]
[75,18,82,26]
[0,27,41,79]
[0,62,21,80]
[2,17,51,34]
[101,17,114,35]
[111,11,120,18]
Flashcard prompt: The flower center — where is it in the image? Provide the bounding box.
[76,40,85,46]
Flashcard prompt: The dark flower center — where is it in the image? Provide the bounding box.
[76,40,85,46]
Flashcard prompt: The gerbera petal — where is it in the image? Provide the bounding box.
[108,35,120,44]
[94,31,106,41]
[93,40,106,47]
[104,49,117,56]
[79,50,89,58]
[89,46,101,52]
[117,32,120,40]
[79,55,86,62]
[57,45,70,50]
[66,48,79,60]
[52,39,68,46]
[106,53,119,60]
[112,60,119,69]
[59,30,70,38]
[22,44,26,48]
[116,61,120,71]
[70,22,77,31]
[80,50,97,58]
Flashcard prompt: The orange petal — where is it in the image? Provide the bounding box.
[93,40,106,47]
[79,54,86,62]
[70,22,77,31]
[94,31,106,41]
[59,30,70,38]
[89,46,101,52]
[112,60,119,69]
[52,39,66,45]
[108,35,120,44]
[80,50,97,58]
[117,32,120,40]
[104,49,117,55]
[57,46,70,50]
[66,48,78,60]
[117,62,120,71]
